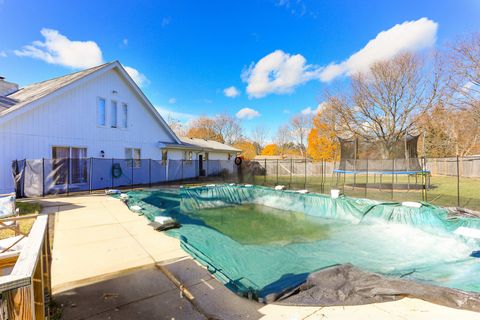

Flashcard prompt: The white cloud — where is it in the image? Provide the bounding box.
[122,38,128,46]
[14,28,103,69]
[319,18,438,81]
[242,50,322,98]
[223,86,240,98]
[243,18,438,98]
[301,102,326,115]
[236,107,260,120]
[0,51,6,58]
[168,97,177,104]
[14,28,150,88]
[123,65,150,87]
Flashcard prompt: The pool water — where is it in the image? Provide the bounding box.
[194,204,333,245]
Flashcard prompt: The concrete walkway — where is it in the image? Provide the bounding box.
[44,193,480,320]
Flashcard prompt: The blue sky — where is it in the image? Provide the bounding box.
[1,0,479,139]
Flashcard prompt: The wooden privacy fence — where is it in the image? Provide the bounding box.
[0,215,51,319]
[427,157,480,178]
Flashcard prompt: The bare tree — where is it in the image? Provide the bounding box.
[165,114,186,137]
[289,114,312,157]
[275,124,292,157]
[447,33,480,118]
[250,125,268,153]
[213,114,243,145]
[327,52,441,158]
[421,33,480,156]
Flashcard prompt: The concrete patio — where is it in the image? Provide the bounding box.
[42,192,480,320]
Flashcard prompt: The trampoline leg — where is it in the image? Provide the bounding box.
[379,175,382,191]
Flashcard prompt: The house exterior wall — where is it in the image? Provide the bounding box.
[0,69,176,193]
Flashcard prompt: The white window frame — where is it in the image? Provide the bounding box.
[97,97,107,127]
[110,100,118,128]
[51,146,88,185]
[125,148,141,168]
[121,103,128,129]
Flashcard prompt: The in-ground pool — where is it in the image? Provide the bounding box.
[123,185,480,303]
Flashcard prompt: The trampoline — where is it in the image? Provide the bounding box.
[334,135,430,191]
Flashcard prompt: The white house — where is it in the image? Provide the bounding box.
[0,61,240,195]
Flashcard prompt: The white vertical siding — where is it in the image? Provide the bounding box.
[0,69,176,193]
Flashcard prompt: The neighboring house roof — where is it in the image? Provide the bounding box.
[180,137,241,153]
[0,61,182,144]
[159,137,241,153]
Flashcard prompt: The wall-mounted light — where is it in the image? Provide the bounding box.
[100,150,105,158]
[112,90,118,94]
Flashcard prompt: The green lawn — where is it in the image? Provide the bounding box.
[241,174,480,211]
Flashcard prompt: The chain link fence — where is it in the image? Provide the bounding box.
[12,158,236,197]
[12,156,480,211]
[239,157,480,212]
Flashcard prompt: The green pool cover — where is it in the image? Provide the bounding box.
[123,185,480,302]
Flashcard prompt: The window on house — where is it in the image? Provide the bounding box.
[204,152,209,161]
[110,101,117,128]
[134,148,141,168]
[162,150,168,165]
[125,148,141,168]
[228,153,232,160]
[97,98,106,126]
[184,151,193,162]
[121,103,128,128]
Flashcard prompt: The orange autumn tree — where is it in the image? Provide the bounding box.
[261,144,279,156]
[233,140,257,160]
[307,112,338,161]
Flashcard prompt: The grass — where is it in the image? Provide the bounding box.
[0,201,42,240]
[245,174,480,211]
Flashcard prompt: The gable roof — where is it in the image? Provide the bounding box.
[0,61,182,144]
[2,62,112,116]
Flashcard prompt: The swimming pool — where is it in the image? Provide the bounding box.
[123,185,480,303]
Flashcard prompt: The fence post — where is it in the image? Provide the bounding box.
[321,159,324,194]
[365,158,368,199]
[131,159,134,190]
[181,160,184,182]
[42,158,45,197]
[111,158,114,189]
[289,158,293,188]
[457,155,460,207]
[391,158,394,200]
[67,157,70,196]
[276,159,279,186]
[304,158,307,189]
[89,157,93,194]
[264,159,267,186]
[149,159,152,188]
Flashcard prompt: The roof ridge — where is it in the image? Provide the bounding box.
[15,61,115,90]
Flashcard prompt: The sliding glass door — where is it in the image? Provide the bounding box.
[52,147,88,185]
